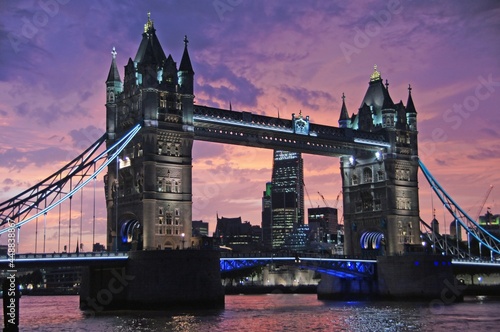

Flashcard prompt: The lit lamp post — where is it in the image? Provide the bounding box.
[181,233,185,249]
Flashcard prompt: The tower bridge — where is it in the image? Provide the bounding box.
[2,14,500,310]
[102,13,419,257]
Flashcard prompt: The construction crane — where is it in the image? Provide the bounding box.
[318,191,329,207]
[475,185,494,221]
[303,179,315,208]
[318,190,342,208]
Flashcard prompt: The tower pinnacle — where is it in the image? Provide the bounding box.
[111,46,117,59]
[370,64,381,82]
[144,12,154,33]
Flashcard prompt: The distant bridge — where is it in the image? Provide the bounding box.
[2,252,500,277]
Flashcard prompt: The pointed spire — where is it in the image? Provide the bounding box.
[339,93,349,121]
[229,101,232,111]
[179,35,194,73]
[406,84,417,114]
[385,79,389,90]
[106,47,121,83]
[338,93,351,128]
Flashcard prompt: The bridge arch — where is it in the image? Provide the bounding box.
[359,231,385,255]
[118,213,142,251]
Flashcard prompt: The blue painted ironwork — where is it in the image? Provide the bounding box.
[419,159,500,256]
[420,218,471,258]
[0,124,142,234]
[220,253,376,279]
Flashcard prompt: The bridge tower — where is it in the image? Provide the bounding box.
[340,66,420,256]
[104,14,194,251]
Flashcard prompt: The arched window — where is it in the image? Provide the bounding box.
[166,180,172,193]
[363,167,372,183]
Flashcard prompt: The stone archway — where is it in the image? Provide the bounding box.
[360,231,385,256]
[117,214,143,251]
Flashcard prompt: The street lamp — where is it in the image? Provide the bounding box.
[181,233,185,249]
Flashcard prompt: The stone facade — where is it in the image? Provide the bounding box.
[340,67,420,256]
[104,15,194,251]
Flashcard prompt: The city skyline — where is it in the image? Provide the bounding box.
[1,1,499,253]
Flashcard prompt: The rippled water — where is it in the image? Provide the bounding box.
[2,294,500,331]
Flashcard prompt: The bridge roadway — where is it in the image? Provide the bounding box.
[192,105,390,156]
[2,252,500,276]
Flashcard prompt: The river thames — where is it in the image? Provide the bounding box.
[2,294,500,331]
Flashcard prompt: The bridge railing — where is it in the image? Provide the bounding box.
[0,252,129,260]
[219,251,377,261]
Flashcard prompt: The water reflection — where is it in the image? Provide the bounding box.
[3,294,500,331]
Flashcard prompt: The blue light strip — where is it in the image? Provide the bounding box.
[193,114,295,134]
[452,260,500,267]
[0,253,129,264]
[353,138,391,148]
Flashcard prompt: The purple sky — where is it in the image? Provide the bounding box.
[1,1,500,252]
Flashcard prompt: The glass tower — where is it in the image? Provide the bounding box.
[270,150,304,249]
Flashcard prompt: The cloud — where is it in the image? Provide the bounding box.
[68,125,105,149]
[279,85,334,111]
[14,102,90,126]
[0,146,71,171]
[196,62,263,108]
[467,146,500,160]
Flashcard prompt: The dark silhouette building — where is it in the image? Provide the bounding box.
[261,182,273,250]
[214,216,261,252]
[192,220,209,237]
[308,207,339,243]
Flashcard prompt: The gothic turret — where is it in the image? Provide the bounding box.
[105,47,122,140]
[381,78,396,129]
[106,47,122,104]
[178,35,194,95]
[406,84,417,131]
[338,93,351,128]
[135,13,168,88]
